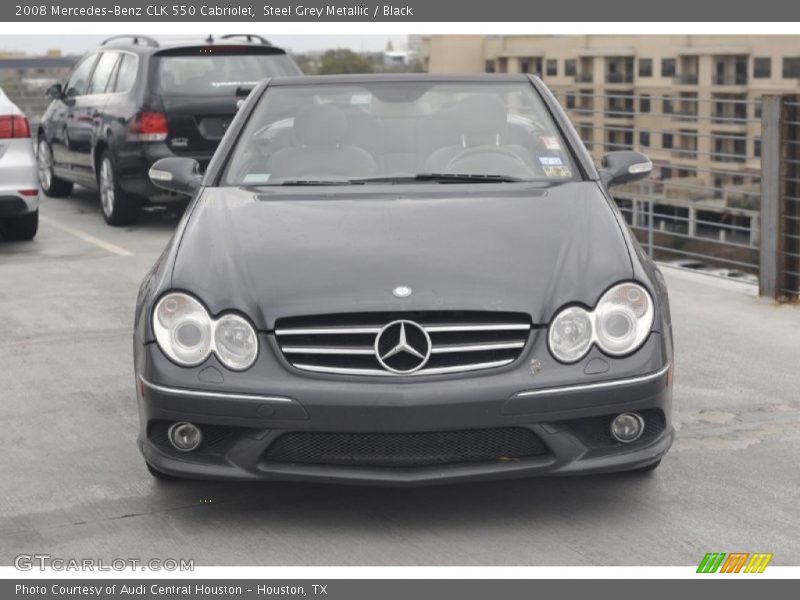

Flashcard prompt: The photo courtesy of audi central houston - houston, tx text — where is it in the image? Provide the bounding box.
[0,15,799,592]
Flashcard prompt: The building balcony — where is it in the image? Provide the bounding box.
[713,74,748,86]
[675,73,699,85]
[605,72,634,84]
[574,72,594,83]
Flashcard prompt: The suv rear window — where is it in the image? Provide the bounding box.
[153,47,300,96]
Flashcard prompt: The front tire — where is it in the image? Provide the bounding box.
[99,152,141,226]
[2,209,38,241]
[37,139,73,197]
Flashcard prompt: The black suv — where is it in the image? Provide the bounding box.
[37,34,301,225]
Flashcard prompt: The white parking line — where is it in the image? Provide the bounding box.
[40,216,134,257]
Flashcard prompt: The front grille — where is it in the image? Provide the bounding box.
[263,428,548,468]
[274,311,532,377]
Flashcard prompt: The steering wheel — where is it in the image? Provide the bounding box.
[445,146,530,174]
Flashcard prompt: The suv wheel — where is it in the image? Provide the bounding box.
[37,139,73,197]
[1,209,38,241]
[99,152,141,226]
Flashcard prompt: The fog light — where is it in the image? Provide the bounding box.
[610,412,644,443]
[168,422,202,452]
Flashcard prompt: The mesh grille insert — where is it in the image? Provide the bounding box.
[263,427,548,468]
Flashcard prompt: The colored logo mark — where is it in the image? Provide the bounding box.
[697,552,773,573]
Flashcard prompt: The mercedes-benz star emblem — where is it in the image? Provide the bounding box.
[374,320,432,374]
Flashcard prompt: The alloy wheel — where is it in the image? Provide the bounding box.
[100,158,115,218]
[37,140,52,191]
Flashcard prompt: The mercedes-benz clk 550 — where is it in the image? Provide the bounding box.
[134,74,674,485]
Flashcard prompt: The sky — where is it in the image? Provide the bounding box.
[0,35,409,56]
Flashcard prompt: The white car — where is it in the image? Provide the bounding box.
[0,87,38,240]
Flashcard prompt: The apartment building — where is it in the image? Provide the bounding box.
[422,35,800,249]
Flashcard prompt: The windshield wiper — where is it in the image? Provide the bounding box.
[350,173,525,184]
[277,180,363,186]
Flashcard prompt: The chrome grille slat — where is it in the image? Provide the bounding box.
[292,359,516,377]
[431,341,526,354]
[282,346,374,355]
[274,311,531,377]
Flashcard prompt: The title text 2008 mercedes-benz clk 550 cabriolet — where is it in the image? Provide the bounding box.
[134,74,674,485]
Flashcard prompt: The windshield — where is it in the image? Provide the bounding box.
[153,49,300,96]
[222,81,579,186]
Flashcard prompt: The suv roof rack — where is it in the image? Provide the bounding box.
[220,34,272,46]
[101,35,159,48]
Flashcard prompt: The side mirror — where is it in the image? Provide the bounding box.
[599,150,652,188]
[148,157,202,195]
[46,83,63,100]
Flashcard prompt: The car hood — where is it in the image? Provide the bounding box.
[171,182,633,329]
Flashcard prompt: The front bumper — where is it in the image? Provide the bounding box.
[136,331,674,486]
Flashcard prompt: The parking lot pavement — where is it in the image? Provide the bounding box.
[1,189,799,567]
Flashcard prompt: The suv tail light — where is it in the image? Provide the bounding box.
[127,111,168,142]
[0,114,31,139]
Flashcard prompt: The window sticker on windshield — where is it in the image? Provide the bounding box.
[541,136,561,150]
[543,165,572,178]
[243,173,271,184]
[539,156,564,166]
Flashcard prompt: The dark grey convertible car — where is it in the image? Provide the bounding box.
[134,74,674,485]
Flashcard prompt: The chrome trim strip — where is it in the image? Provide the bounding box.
[431,341,526,354]
[513,363,672,399]
[139,377,294,403]
[282,346,374,355]
[275,324,531,336]
[292,358,515,377]
[424,324,531,333]
[275,327,382,335]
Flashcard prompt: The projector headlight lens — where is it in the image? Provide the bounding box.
[152,292,259,370]
[595,283,654,356]
[154,293,212,366]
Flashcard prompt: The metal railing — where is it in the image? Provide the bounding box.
[553,88,765,288]
[760,95,800,300]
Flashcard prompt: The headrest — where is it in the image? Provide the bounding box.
[455,94,508,136]
[293,104,347,147]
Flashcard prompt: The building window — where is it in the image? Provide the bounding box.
[639,58,652,77]
[565,59,576,76]
[661,58,676,77]
[782,57,800,78]
[485,60,495,73]
[754,57,771,78]
[566,92,576,109]
[519,59,531,74]
[660,167,673,180]
[754,138,762,158]
[662,133,674,149]
[663,96,674,114]
[640,131,650,147]
[640,95,651,113]
[546,59,558,76]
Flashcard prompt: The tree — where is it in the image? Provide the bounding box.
[317,49,375,75]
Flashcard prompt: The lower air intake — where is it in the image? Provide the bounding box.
[263,427,548,468]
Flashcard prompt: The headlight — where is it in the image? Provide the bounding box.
[548,283,654,363]
[152,292,258,370]
[153,293,212,366]
[594,283,653,356]
[548,306,593,363]
[214,314,258,371]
